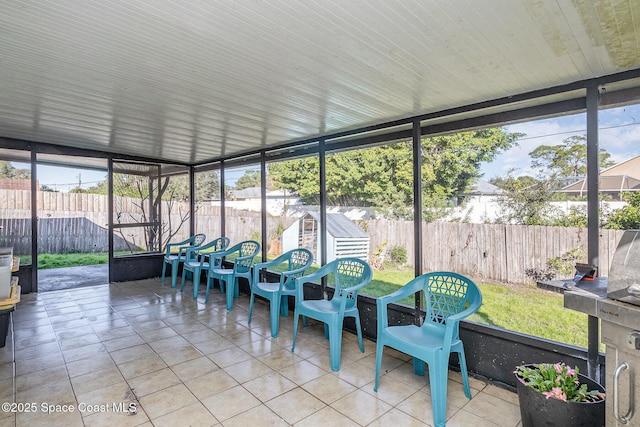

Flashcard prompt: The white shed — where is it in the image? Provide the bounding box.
[282,211,370,264]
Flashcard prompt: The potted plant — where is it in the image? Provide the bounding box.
[514,362,605,427]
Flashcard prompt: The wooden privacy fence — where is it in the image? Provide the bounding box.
[365,220,624,284]
[0,189,627,284]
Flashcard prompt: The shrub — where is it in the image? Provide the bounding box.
[388,245,407,264]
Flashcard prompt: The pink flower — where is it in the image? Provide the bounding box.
[565,367,576,377]
[553,363,562,374]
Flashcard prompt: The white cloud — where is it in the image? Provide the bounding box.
[479,103,640,180]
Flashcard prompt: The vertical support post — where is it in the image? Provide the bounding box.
[413,120,423,320]
[260,152,267,262]
[319,139,327,267]
[220,160,225,238]
[107,158,113,284]
[189,165,195,236]
[586,85,600,381]
[30,149,38,291]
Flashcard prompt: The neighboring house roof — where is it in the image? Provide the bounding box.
[229,187,262,199]
[559,156,640,194]
[304,211,368,239]
[560,175,640,194]
[466,181,501,195]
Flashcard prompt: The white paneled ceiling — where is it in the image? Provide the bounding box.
[1,0,639,164]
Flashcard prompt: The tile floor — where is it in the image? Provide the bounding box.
[0,278,523,426]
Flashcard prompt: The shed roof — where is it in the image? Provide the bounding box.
[305,212,368,239]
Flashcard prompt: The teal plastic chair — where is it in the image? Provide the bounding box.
[161,233,206,288]
[291,257,372,371]
[374,272,482,427]
[207,240,261,309]
[180,237,230,299]
[248,248,313,337]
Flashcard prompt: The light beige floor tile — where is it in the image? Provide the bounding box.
[109,344,155,365]
[127,367,181,397]
[279,360,329,385]
[14,331,58,349]
[118,353,168,380]
[75,381,137,409]
[266,387,326,425]
[331,388,393,425]
[482,384,520,406]
[243,371,298,402]
[70,365,125,396]
[157,345,203,366]
[15,404,84,427]
[149,401,219,427]
[462,390,521,427]
[395,385,459,425]
[62,342,109,363]
[181,328,222,345]
[136,326,178,342]
[102,334,146,352]
[206,347,253,368]
[223,404,288,427]
[238,336,279,356]
[201,385,262,422]
[66,352,115,377]
[81,404,148,427]
[294,405,360,427]
[224,358,274,384]
[363,374,420,406]
[147,335,191,353]
[184,369,238,400]
[367,408,429,427]
[301,372,357,404]
[15,364,70,394]
[192,337,236,355]
[333,359,377,388]
[258,348,303,370]
[15,350,66,376]
[170,356,219,382]
[138,383,198,419]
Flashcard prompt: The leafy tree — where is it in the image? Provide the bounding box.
[603,191,640,229]
[490,174,538,190]
[0,161,30,179]
[495,176,561,225]
[39,184,58,192]
[234,169,260,191]
[530,135,614,180]
[269,128,521,218]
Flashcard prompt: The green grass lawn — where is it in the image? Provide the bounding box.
[360,266,591,349]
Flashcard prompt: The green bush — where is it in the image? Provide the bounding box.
[388,245,407,264]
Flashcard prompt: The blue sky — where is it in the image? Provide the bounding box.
[479,103,640,180]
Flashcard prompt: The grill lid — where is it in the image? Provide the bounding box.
[608,230,640,306]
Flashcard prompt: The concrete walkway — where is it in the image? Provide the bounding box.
[37,264,109,292]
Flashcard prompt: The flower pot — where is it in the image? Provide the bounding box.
[515,367,605,427]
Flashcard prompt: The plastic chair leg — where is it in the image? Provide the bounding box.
[291,312,301,353]
[374,341,385,391]
[413,357,426,376]
[457,348,472,398]
[354,313,364,353]
[280,295,289,317]
[225,276,235,310]
[161,262,167,283]
[428,357,449,427]
[269,299,280,338]
[170,260,179,288]
[192,268,201,299]
[328,320,343,371]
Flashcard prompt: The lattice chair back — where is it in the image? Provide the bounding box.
[235,240,261,273]
[425,272,476,326]
[331,258,372,307]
